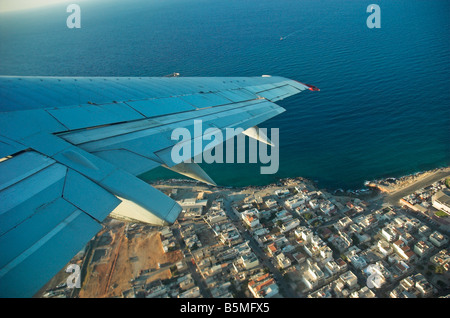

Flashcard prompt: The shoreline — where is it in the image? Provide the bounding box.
[365,166,450,194]
[150,166,450,198]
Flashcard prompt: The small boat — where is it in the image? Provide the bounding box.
[280,37,284,41]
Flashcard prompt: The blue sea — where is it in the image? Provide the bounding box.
[1,0,449,190]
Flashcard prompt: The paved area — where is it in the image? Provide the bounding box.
[383,169,450,206]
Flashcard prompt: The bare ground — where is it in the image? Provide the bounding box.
[78,225,182,298]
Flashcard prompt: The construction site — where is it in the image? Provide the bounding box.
[79,219,183,297]
[36,217,183,298]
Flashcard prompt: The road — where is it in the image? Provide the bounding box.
[223,198,301,298]
[172,227,212,298]
[383,169,450,206]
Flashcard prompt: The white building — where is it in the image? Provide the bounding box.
[280,218,300,233]
[265,198,277,209]
[418,225,432,237]
[276,253,292,269]
[432,190,450,215]
[205,209,227,224]
[430,249,450,272]
[241,252,260,270]
[274,189,290,197]
[319,201,335,214]
[241,209,260,228]
[349,254,367,270]
[303,260,325,288]
[178,286,200,298]
[284,194,306,209]
[381,226,398,242]
[414,240,432,257]
[177,198,208,212]
[319,246,333,263]
[311,234,325,248]
[309,199,319,210]
[339,270,358,290]
[393,239,417,262]
[378,240,393,257]
[350,286,376,298]
[248,273,279,298]
[337,216,353,229]
[429,231,449,247]
[324,260,340,276]
[295,227,313,243]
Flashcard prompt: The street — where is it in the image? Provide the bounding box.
[222,197,301,298]
[172,227,212,298]
[384,170,450,206]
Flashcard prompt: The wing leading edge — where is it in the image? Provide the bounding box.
[0,75,316,297]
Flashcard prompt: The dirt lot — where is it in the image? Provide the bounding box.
[78,222,182,298]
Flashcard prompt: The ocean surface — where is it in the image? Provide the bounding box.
[1,0,449,190]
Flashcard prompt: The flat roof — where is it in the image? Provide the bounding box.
[435,190,450,206]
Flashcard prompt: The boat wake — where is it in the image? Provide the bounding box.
[280,29,302,41]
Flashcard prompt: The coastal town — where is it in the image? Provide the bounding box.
[39,168,450,299]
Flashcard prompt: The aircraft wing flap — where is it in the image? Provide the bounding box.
[215,88,258,103]
[0,206,103,298]
[179,92,232,109]
[0,150,121,238]
[0,109,68,140]
[92,149,161,176]
[0,150,122,297]
[0,151,55,191]
[256,85,300,102]
[0,135,27,159]
[62,168,122,221]
[57,118,163,146]
[154,99,285,167]
[125,97,196,117]
[0,159,67,236]
[56,97,286,173]
[46,102,146,130]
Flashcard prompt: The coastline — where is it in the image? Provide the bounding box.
[149,166,450,199]
[365,166,450,194]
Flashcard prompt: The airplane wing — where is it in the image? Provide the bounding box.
[0,75,316,297]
